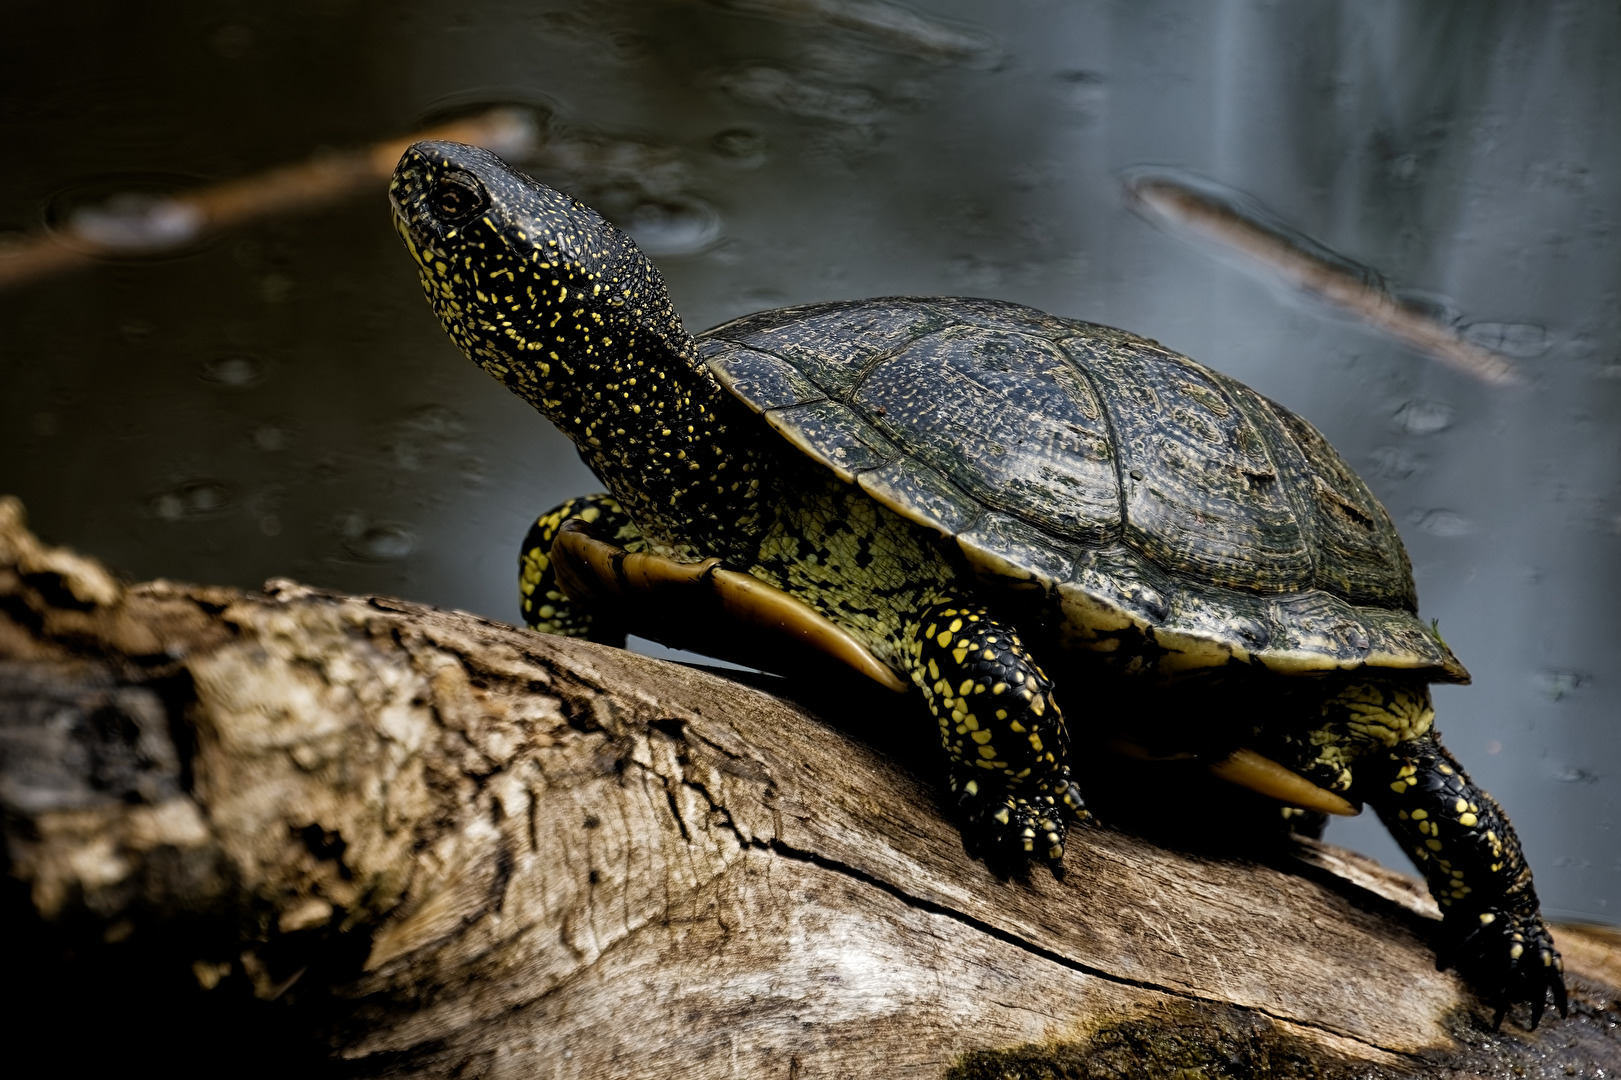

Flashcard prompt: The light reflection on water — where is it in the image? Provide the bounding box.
[0,1,1615,924]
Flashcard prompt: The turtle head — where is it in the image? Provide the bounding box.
[390,141,693,422]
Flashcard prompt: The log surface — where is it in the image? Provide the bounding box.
[1,496,1617,1079]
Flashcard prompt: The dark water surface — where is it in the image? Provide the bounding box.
[2,2,1616,923]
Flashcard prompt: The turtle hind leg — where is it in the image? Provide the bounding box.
[1359,731,1566,1030]
[910,602,1087,869]
[520,493,638,645]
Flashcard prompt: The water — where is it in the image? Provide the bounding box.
[1,0,1616,924]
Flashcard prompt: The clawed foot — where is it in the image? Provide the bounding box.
[1440,909,1567,1031]
[951,766,1089,871]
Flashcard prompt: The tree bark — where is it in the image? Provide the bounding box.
[1,495,1616,1078]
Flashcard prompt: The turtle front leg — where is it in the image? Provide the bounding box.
[1361,731,1566,1030]
[519,493,638,644]
[909,603,1087,867]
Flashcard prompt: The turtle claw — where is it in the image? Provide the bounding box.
[950,768,1088,873]
[1442,909,1566,1032]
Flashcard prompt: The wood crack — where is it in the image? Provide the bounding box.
[2,498,1615,1077]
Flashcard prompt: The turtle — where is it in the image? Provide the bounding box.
[389,140,1566,1028]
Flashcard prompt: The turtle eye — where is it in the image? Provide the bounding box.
[431,170,487,224]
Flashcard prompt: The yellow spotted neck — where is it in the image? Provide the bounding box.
[393,144,786,562]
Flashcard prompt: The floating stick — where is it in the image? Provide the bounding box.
[1126,170,1522,387]
[0,107,538,291]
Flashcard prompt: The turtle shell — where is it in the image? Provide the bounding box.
[699,296,1467,682]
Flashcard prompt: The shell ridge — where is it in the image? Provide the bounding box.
[1053,331,1131,554]
[1076,334,1314,589]
[838,298,949,406]
[1054,332,1179,587]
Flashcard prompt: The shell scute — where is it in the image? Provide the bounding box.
[956,511,1076,592]
[1265,592,1373,670]
[764,399,895,482]
[708,298,941,398]
[855,456,982,537]
[701,342,826,413]
[1060,544,1174,629]
[853,325,1119,543]
[1063,332,1313,592]
[919,296,1078,337]
[1164,584,1272,654]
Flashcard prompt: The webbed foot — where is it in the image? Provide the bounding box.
[520,493,636,643]
[951,764,1088,870]
[1441,909,1567,1031]
[1358,726,1567,1031]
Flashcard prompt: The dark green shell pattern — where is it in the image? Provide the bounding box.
[699,297,1466,683]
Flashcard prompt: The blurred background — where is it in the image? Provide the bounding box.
[0,1,1615,924]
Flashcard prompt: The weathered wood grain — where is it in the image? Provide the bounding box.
[2,495,1616,1078]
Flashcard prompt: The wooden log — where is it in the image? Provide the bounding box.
[2,495,1617,1078]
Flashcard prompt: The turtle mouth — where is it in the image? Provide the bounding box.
[390,199,445,277]
[390,203,424,252]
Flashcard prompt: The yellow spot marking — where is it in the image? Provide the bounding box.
[1458,812,1478,827]
[977,746,997,760]
[971,730,992,745]
[1425,839,1443,851]
[937,630,953,647]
